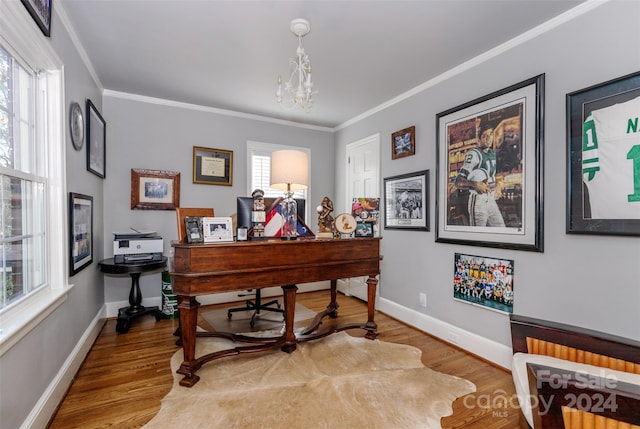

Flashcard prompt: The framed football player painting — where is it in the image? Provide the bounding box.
[566,71,640,236]
[435,74,544,252]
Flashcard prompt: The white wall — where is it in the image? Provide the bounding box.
[335,1,640,351]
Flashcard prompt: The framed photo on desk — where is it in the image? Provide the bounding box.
[184,216,203,243]
[202,217,234,243]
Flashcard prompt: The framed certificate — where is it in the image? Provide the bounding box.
[192,146,233,186]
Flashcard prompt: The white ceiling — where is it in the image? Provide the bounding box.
[57,0,584,129]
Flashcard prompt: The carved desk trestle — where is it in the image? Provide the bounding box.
[170,237,381,387]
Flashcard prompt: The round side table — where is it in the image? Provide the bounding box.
[99,257,167,333]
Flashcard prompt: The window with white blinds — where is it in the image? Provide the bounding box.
[247,142,308,200]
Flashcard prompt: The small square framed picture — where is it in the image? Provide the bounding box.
[184,216,203,243]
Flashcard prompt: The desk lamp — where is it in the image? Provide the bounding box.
[270,150,308,240]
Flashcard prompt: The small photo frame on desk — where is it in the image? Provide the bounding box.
[184,216,203,243]
[202,217,234,243]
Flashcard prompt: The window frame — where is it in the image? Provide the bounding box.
[246,141,310,218]
[0,0,70,356]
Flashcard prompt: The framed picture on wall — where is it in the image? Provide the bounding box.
[69,192,93,276]
[453,252,514,314]
[193,146,233,186]
[391,126,416,160]
[384,170,429,231]
[86,99,106,178]
[566,70,640,236]
[20,0,52,37]
[435,74,544,252]
[131,168,180,210]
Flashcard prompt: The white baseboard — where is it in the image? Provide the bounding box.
[21,305,107,429]
[376,297,513,370]
[105,281,331,317]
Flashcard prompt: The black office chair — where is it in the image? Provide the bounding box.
[227,289,284,327]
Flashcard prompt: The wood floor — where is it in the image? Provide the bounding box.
[47,291,523,428]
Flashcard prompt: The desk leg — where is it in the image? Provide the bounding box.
[281,285,298,353]
[176,295,201,387]
[328,279,339,317]
[365,275,378,340]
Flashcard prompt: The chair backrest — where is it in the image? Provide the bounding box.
[176,207,214,242]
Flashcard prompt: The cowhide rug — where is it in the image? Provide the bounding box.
[143,332,475,429]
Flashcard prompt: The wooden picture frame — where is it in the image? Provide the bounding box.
[131,168,180,210]
[384,170,429,231]
[435,74,544,252]
[193,146,233,186]
[86,99,106,178]
[69,192,93,276]
[391,126,416,160]
[184,216,203,243]
[20,0,52,37]
[566,71,640,236]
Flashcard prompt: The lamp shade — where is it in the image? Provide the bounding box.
[270,150,309,191]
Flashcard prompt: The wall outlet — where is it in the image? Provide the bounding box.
[447,331,460,344]
[419,293,427,307]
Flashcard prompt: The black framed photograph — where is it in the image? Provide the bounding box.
[391,126,416,160]
[566,71,640,236]
[384,170,429,231]
[86,99,106,178]
[184,216,203,243]
[435,74,544,252]
[68,192,93,276]
[131,168,181,210]
[21,0,52,37]
[453,253,514,314]
[193,146,233,186]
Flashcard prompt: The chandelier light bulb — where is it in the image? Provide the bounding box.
[276,18,318,112]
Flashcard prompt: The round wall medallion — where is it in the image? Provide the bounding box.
[69,101,84,150]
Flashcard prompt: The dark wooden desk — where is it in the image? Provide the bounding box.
[99,257,167,333]
[170,237,381,387]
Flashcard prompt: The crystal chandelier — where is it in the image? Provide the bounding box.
[276,19,318,112]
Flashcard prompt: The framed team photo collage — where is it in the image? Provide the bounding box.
[566,71,640,236]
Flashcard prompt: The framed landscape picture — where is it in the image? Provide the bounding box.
[131,168,180,210]
[566,71,640,236]
[453,252,514,314]
[435,74,544,252]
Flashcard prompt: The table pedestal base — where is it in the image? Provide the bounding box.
[116,305,164,333]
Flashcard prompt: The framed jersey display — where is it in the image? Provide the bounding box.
[566,71,640,236]
[435,74,544,252]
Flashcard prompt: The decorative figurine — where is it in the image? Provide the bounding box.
[316,196,335,239]
[250,189,266,240]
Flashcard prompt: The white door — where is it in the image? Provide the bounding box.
[340,133,380,301]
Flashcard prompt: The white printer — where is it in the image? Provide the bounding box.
[113,230,163,263]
